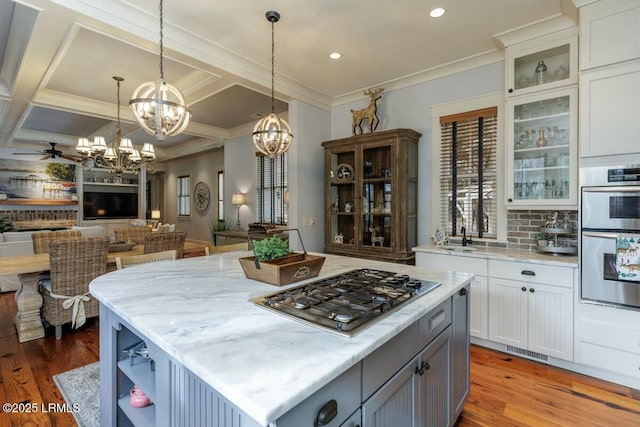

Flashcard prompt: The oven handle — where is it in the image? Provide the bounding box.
[582,186,640,193]
[581,231,618,239]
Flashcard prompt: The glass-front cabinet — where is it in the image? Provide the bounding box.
[506,87,578,208]
[322,129,420,264]
[505,29,578,97]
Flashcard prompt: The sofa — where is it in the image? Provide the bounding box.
[0,227,104,292]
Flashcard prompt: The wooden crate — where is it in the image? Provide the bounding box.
[239,253,325,286]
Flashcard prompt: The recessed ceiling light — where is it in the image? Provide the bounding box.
[329,52,342,60]
[429,7,446,18]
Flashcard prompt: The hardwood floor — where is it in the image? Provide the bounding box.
[0,289,638,426]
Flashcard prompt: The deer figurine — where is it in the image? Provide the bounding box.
[369,227,385,247]
[351,88,384,135]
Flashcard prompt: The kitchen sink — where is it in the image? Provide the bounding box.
[440,245,476,252]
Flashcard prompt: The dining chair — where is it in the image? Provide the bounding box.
[143,231,187,258]
[32,230,82,254]
[39,236,109,339]
[115,250,177,270]
[208,242,249,253]
[114,227,151,244]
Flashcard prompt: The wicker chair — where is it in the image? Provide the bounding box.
[114,227,151,244]
[32,230,82,254]
[116,250,177,269]
[143,231,187,258]
[39,237,110,339]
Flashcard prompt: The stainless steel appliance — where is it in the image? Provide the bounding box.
[580,165,640,310]
[252,268,441,336]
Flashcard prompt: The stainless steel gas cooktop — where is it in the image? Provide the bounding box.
[252,268,441,337]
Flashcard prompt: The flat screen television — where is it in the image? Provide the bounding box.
[83,191,138,220]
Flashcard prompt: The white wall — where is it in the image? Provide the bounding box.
[288,100,331,252]
[330,62,504,245]
[224,133,256,230]
[160,148,225,243]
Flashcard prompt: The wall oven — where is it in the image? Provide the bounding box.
[580,166,640,310]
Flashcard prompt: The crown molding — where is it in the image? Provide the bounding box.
[493,14,577,48]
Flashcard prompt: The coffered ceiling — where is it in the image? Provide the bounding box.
[0,0,575,161]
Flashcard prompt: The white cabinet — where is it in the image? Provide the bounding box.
[488,260,574,361]
[415,252,488,339]
[575,301,640,386]
[579,0,640,70]
[506,86,578,208]
[505,28,578,97]
[579,60,640,158]
[577,0,640,161]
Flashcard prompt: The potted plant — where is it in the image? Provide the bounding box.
[238,230,325,286]
[535,232,548,247]
[0,217,16,233]
[209,217,233,244]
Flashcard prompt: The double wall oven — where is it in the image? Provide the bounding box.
[580,165,640,310]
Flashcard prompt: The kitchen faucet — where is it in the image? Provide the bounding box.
[461,226,473,246]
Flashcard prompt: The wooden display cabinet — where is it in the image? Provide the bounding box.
[322,128,420,264]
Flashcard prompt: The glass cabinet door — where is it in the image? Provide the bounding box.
[505,33,577,97]
[506,87,577,207]
[361,145,392,249]
[329,150,356,246]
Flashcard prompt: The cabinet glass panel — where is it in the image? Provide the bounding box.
[513,44,570,91]
[330,151,356,245]
[512,95,570,201]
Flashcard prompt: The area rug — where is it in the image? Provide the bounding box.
[53,362,100,427]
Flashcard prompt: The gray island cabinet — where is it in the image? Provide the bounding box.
[91,253,472,427]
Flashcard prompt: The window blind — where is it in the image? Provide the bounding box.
[177,175,190,216]
[439,107,497,238]
[256,152,288,224]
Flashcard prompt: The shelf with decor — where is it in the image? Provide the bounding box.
[322,128,420,264]
[506,86,577,208]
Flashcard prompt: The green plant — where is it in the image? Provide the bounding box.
[252,235,290,261]
[534,232,548,240]
[0,217,16,233]
[45,163,75,182]
[209,217,233,243]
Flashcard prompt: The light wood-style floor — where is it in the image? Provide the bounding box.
[0,290,638,426]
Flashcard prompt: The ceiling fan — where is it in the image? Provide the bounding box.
[12,142,80,162]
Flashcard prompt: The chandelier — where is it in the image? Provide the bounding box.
[76,76,156,175]
[129,0,190,141]
[252,11,294,157]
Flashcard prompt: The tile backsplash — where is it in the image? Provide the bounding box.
[507,209,577,250]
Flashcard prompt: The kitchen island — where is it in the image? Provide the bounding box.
[90,252,473,427]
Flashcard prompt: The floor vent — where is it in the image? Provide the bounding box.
[506,345,548,362]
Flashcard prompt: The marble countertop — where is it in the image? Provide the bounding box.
[413,244,577,267]
[89,252,473,426]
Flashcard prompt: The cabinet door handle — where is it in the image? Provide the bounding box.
[529,288,535,293]
[521,270,536,276]
[508,88,514,93]
[314,399,338,426]
[459,288,467,296]
[508,198,513,202]
[521,286,527,292]
[422,361,430,372]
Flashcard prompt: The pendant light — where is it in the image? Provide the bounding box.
[129,0,190,142]
[252,11,294,157]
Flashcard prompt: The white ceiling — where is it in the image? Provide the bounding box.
[0,0,576,161]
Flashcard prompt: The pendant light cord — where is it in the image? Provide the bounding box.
[115,77,122,144]
[159,0,164,81]
[270,17,275,114]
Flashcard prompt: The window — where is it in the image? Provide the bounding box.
[256,152,287,224]
[177,175,190,216]
[438,106,498,239]
[217,171,224,221]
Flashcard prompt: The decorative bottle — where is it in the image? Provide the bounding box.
[534,60,548,85]
[536,129,547,147]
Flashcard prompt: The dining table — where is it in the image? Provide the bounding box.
[0,242,208,343]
